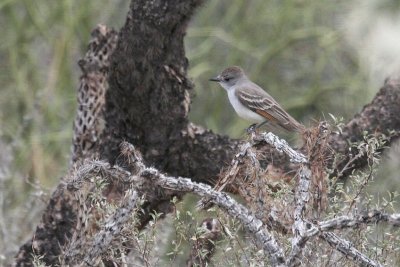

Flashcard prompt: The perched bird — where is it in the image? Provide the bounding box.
[210,66,304,133]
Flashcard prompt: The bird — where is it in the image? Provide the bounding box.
[210,66,304,133]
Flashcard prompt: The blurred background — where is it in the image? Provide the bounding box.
[1,0,400,264]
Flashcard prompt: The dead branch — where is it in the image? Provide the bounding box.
[63,148,287,266]
[82,189,139,266]
[320,232,383,267]
[306,211,400,236]
[144,168,286,266]
[287,165,312,267]
[197,129,307,209]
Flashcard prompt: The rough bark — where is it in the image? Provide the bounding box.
[102,0,208,171]
[13,0,400,266]
[100,0,240,183]
[14,187,77,266]
[330,77,400,178]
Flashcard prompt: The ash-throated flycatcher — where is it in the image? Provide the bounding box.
[210,66,304,132]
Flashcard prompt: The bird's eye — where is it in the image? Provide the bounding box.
[224,77,231,82]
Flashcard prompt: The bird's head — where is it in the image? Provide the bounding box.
[210,66,246,90]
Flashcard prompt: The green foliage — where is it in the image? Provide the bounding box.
[323,132,400,266]
[0,0,129,263]
[32,254,48,267]
[163,195,271,266]
[187,0,372,137]
[0,0,129,185]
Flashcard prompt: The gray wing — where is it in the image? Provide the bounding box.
[235,83,303,132]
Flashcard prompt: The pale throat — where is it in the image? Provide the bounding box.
[218,81,232,91]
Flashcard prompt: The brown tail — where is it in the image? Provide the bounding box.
[279,116,306,133]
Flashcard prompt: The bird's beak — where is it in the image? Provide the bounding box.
[209,76,220,82]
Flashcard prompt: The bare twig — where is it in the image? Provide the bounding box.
[305,211,400,237]
[82,189,140,266]
[286,165,312,267]
[65,142,287,266]
[347,167,374,214]
[66,159,140,191]
[196,142,253,209]
[320,232,383,267]
[335,150,364,181]
[121,142,287,265]
[64,136,393,267]
[211,142,253,194]
[255,132,307,164]
[198,131,307,209]
[143,168,286,266]
[63,159,142,265]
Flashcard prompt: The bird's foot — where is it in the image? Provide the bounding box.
[246,123,258,135]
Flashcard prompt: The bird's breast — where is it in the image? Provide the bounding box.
[227,89,264,122]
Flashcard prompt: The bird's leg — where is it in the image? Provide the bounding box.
[246,123,258,134]
[256,120,270,129]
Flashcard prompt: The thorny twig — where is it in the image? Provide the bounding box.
[65,140,287,266]
[83,190,140,266]
[255,132,307,164]
[197,131,307,209]
[305,211,400,237]
[64,137,388,267]
[286,165,311,267]
[346,167,374,214]
[321,232,383,267]
[143,168,286,266]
